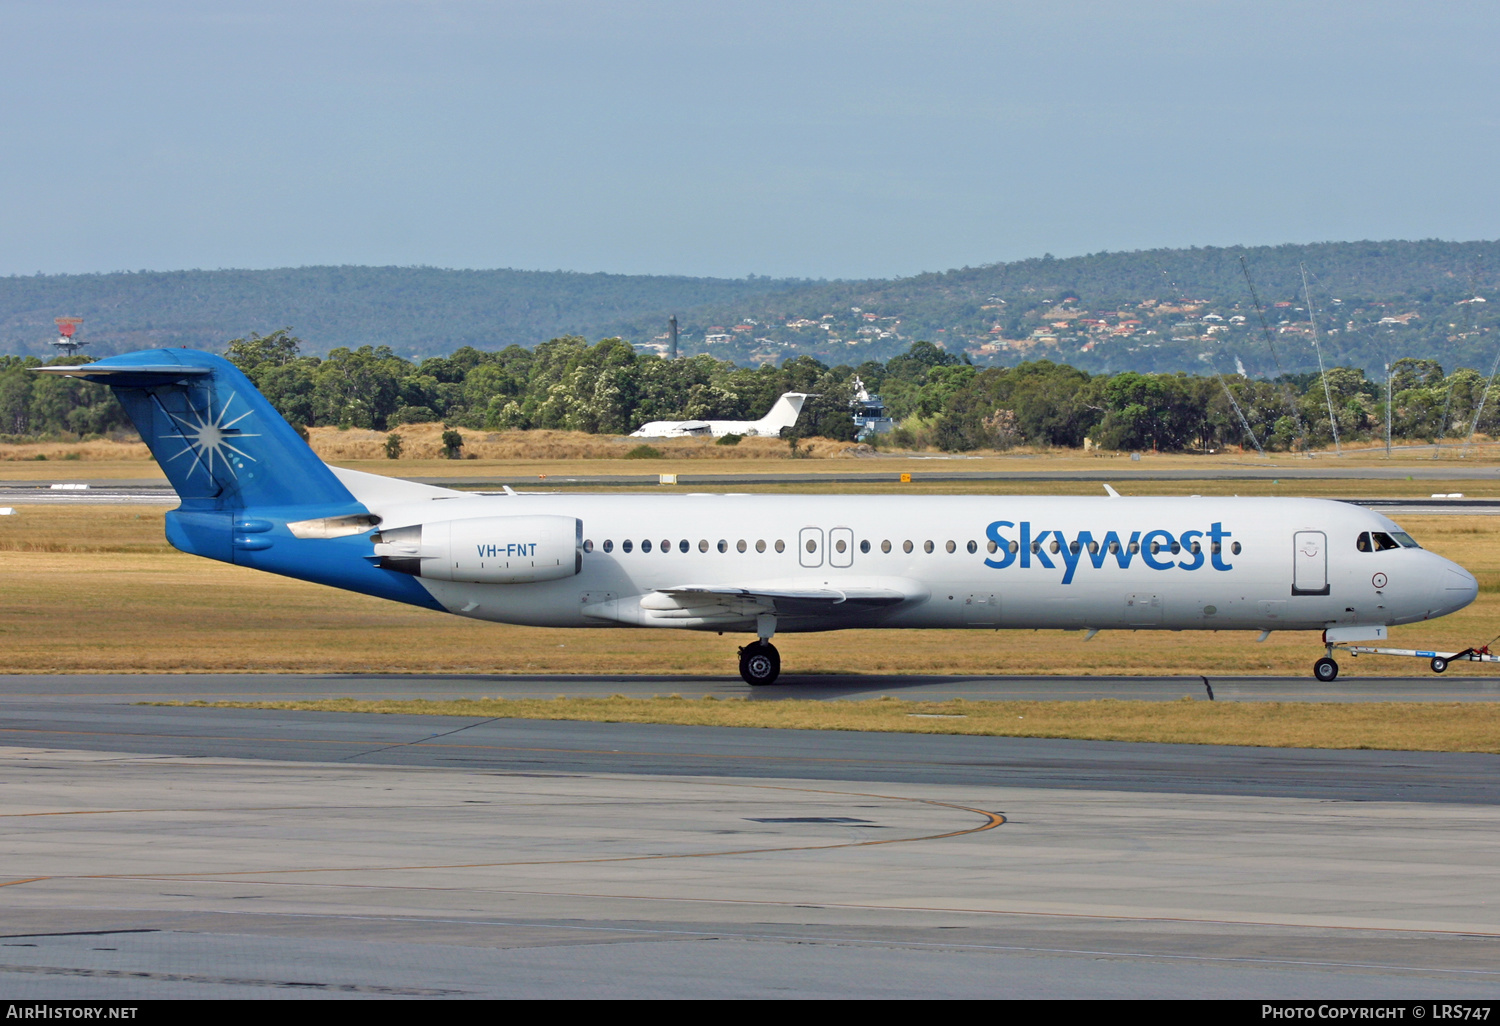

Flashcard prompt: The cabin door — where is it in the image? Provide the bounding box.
[1292,531,1330,595]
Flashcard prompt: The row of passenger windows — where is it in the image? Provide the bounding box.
[579,537,1246,556]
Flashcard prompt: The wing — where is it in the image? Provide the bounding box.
[606,578,926,630]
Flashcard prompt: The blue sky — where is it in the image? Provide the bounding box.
[3,1,1497,279]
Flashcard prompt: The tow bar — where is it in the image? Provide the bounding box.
[1331,642,1500,675]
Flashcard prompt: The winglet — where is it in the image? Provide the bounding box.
[1103,484,1121,498]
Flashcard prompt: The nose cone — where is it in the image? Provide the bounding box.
[1437,565,1479,616]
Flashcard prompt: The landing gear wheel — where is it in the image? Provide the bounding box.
[1430,656,1449,674]
[739,641,780,686]
[1313,657,1339,682]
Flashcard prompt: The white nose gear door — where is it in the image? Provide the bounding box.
[799,527,824,568]
[1293,531,1329,595]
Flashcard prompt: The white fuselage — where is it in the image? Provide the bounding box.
[359,492,1477,636]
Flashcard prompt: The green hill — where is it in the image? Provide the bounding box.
[5,240,1498,376]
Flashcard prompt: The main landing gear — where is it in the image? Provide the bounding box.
[738,640,780,686]
[738,612,780,686]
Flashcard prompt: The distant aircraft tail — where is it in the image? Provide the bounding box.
[755,393,810,434]
[37,349,355,513]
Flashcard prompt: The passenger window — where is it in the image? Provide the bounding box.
[835,539,847,553]
[679,539,690,553]
[1170,542,1181,555]
[621,539,632,553]
[583,539,594,553]
[946,540,957,554]
[903,540,914,554]
[1372,532,1401,551]
[661,539,670,552]
[737,539,747,552]
[1356,532,1372,552]
[775,540,785,553]
[806,538,818,553]
[986,540,997,554]
[1087,541,1098,555]
[924,541,934,553]
[756,539,766,553]
[1031,542,1040,554]
[1149,541,1159,555]
[860,540,870,554]
[603,539,614,553]
[1129,542,1139,554]
[717,540,728,553]
[1070,541,1081,555]
[640,539,651,552]
[698,539,709,552]
[1009,540,1019,554]
[1190,541,1200,555]
[1231,541,1241,554]
[881,540,892,553]
[1109,541,1120,554]
[1050,540,1061,554]
[1211,542,1220,554]
[967,540,978,554]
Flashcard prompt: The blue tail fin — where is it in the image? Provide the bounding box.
[39,348,353,511]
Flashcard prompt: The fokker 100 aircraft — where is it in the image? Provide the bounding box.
[40,350,1480,685]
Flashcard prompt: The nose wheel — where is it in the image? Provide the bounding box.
[1313,657,1339,682]
[739,641,780,686]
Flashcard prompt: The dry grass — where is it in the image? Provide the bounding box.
[2,505,1498,676]
[308,424,867,461]
[9,431,1500,484]
[158,695,1500,754]
[0,439,152,464]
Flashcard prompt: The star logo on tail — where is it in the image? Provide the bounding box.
[162,392,260,481]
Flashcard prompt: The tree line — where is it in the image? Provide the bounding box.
[3,330,1498,452]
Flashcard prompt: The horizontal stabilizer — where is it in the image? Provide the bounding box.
[35,364,212,386]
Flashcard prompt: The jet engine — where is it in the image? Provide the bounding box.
[373,515,582,584]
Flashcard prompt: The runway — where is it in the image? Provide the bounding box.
[6,670,1500,704]
[3,673,1500,997]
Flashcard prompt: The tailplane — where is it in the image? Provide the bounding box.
[754,392,811,435]
[37,349,354,511]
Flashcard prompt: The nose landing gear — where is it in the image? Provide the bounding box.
[1313,656,1339,682]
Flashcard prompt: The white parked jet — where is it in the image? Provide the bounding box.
[40,351,1480,685]
[630,392,810,438]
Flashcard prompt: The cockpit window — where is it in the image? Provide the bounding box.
[1389,531,1421,549]
[1371,531,1402,551]
[1356,532,1372,552]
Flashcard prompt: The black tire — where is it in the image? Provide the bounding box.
[1313,657,1339,682]
[739,641,780,686]
[1431,657,1449,674]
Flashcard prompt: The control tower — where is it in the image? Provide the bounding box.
[51,317,86,358]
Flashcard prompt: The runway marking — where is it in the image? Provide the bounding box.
[0,878,49,889]
[0,782,1003,886]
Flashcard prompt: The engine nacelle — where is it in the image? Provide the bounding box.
[373,515,581,584]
